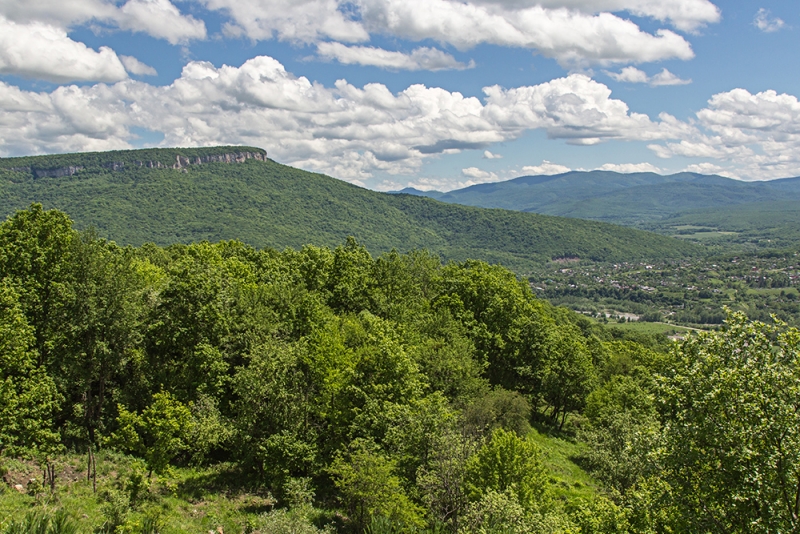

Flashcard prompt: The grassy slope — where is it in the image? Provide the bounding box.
[0,454,279,534]
[528,429,600,502]
[0,430,602,533]
[0,148,700,272]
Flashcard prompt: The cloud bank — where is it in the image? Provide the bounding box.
[1,54,795,182]
[0,0,717,83]
[195,0,708,67]
[650,87,800,180]
[0,56,677,180]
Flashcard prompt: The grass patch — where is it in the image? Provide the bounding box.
[672,225,714,231]
[608,321,694,335]
[0,454,274,534]
[527,428,600,503]
[674,231,739,241]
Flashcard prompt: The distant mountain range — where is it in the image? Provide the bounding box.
[0,148,700,272]
[392,171,800,248]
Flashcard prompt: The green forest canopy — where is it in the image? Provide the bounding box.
[1,205,799,533]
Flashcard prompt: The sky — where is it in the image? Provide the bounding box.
[0,0,798,191]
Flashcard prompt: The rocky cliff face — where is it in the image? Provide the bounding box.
[11,166,86,178]
[10,151,267,178]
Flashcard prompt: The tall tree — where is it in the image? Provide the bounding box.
[0,204,77,369]
[656,312,800,533]
[0,281,61,457]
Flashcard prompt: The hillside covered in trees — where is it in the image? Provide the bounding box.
[399,171,800,249]
[2,205,799,534]
[0,148,700,273]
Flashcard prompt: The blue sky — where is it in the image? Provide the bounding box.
[0,0,797,190]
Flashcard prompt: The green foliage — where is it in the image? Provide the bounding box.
[538,328,596,428]
[231,340,317,484]
[567,496,629,534]
[462,389,531,438]
[99,488,131,532]
[0,281,61,458]
[578,411,659,496]
[111,392,192,477]
[1,509,78,534]
[653,312,800,533]
[185,394,232,466]
[584,376,654,428]
[464,428,550,513]
[13,201,795,533]
[459,489,575,534]
[0,204,76,368]
[328,438,425,531]
[123,460,149,507]
[253,508,335,534]
[579,376,659,495]
[416,429,478,532]
[409,311,486,404]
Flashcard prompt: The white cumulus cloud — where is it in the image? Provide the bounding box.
[5,54,797,183]
[0,0,206,44]
[683,162,737,177]
[648,87,800,179]
[481,74,682,145]
[316,42,473,71]
[462,166,499,180]
[0,0,205,82]
[117,0,207,44]
[120,55,157,76]
[607,66,691,86]
[650,68,691,86]
[193,0,699,67]
[754,8,785,33]
[607,66,650,83]
[596,162,662,173]
[0,57,676,180]
[483,150,503,159]
[198,0,368,43]
[357,0,695,67]
[522,161,572,175]
[0,0,117,27]
[490,0,721,32]
[0,16,128,83]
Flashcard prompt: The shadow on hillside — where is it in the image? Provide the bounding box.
[177,463,271,504]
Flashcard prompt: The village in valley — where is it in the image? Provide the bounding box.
[529,251,800,331]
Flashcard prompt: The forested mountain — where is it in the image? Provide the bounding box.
[398,171,800,237]
[1,205,799,534]
[0,147,699,272]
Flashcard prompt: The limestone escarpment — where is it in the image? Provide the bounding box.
[11,165,86,178]
[8,150,267,178]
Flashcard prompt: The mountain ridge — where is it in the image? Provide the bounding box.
[0,147,700,272]
[393,170,800,230]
